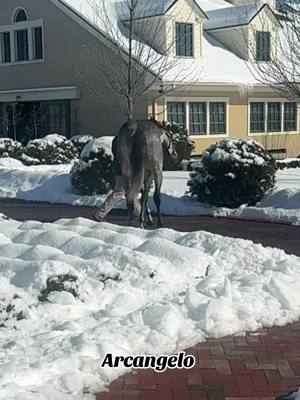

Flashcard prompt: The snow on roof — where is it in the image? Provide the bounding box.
[195,0,233,12]
[118,0,209,20]
[162,32,256,85]
[204,2,264,30]
[118,0,172,20]
[57,0,260,86]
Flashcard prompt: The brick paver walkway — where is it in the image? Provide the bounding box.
[96,322,300,400]
[0,199,299,255]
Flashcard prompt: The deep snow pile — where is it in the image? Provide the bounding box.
[1,217,300,399]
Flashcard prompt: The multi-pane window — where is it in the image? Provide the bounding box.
[167,102,186,127]
[1,32,11,63]
[0,100,71,142]
[16,29,29,61]
[250,101,298,133]
[267,102,281,132]
[284,102,297,131]
[33,27,43,60]
[167,101,228,135]
[210,102,226,134]
[0,8,44,64]
[250,102,265,133]
[256,31,271,62]
[175,23,193,57]
[189,102,207,134]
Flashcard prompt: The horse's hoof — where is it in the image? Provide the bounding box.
[146,219,154,226]
[157,221,163,228]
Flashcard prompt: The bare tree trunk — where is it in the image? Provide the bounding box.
[127,0,135,119]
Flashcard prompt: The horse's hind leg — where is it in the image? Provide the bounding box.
[145,205,154,226]
[140,180,151,228]
[154,172,163,228]
[126,199,135,226]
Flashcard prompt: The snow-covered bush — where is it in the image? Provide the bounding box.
[0,138,23,160]
[71,134,95,153]
[23,134,79,165]
[163,122,195,170]
[70,137,115,195]
[188,139,276,208]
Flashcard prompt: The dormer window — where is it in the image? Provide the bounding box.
[256,31,271,61]
[0,7,44,65]
[175,22,194,57]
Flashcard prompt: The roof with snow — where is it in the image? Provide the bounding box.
[53,0,279,86]
[205,3,264,30]
[118,0,207,20]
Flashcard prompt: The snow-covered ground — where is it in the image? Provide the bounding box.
[0,162,299,225]
[1,215,300,400]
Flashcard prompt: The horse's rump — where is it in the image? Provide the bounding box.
[117,121,147,202]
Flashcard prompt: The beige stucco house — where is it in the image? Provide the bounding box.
[0,0,299,158]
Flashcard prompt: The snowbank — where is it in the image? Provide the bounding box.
[0,218,300,400]
[0,158,24,168]
[0,165,299,224]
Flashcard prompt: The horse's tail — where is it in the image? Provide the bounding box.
[117,121,146,204]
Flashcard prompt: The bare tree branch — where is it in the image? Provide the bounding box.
[79,0,202,119]
[247,1,300,100]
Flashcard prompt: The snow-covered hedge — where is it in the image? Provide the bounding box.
[0,135,80,166]
[163,122,195,170]
[188,139,276,208]
[0,138,23,160]
[23,134,79,165]
[70,137,115,195]
[277,158,300,170]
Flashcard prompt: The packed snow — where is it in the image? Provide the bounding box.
[0,162,299,224]
[1,217,300,400]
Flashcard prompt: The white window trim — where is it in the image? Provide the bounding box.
[0,19,44,65]
[164,96,230,138]
[248,98,300,136]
